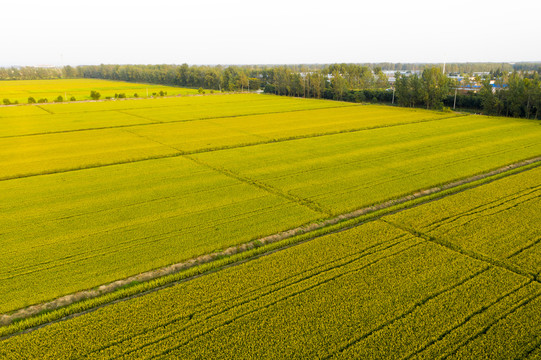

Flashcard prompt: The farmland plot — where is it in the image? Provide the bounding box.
[0,78,200,103]
[386,165,541,276]
[193,114,541,215]
[0,157,322,313]
[0,104,457,179]
[0,94,350,137]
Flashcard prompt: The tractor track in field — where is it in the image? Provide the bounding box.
[1,155,541,339]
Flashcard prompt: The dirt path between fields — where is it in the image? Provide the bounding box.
[1,155,541,328]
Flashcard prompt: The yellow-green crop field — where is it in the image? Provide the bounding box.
[2,167,540,359]
[0,78,200,103]
[1,81,540,358]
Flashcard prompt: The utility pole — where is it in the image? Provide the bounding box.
[392,87,395,104]
[453,87,458,110]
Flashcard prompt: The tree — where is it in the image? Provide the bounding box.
[90,90,101,100]
[28,97,36,104]
[238,72,249,92]
[394,73,411,106]
[421,67,449,109]
[55,95,63,102]
[331,71,348,100]
[3,98,10,105]
[507,72,525,117]
[374,68,389,89]
[248,77,260,91]
[480,79,498,115]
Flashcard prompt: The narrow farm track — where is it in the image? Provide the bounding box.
[400,279,534,360]
[440,291,541,360]
[1,156,540,336]
[320,267,491,360]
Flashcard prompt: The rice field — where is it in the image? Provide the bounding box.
[1,82,540,358]
[0,78,200,103]
[2,167,540,359]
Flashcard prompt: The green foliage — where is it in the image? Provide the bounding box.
[37,98,47,103]
[90,90,100,100]
[55,95,63,102]
[3,98,10,105]
[69,96,76,101]
[27,96,36,104]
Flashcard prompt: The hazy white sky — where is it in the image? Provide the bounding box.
[1,0,539,66]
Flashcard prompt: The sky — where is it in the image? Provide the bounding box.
[1,0,540,66]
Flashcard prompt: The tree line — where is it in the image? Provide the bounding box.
[1,63,540,119]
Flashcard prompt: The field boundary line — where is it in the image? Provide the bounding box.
[34,105,55,115]
[182,154,332,216]
[1,156,541,338]
[381,219,540,283]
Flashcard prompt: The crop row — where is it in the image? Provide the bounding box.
[1,216,539,359]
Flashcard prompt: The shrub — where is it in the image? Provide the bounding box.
[90,91,101,100]
[37,98,48,103]
[70,96,76,101]
[133,93,138,98]
[55,95,63,102]
[3,98,11,105]
[28,97,36,104]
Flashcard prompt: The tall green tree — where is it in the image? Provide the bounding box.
[421,67,449,109]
